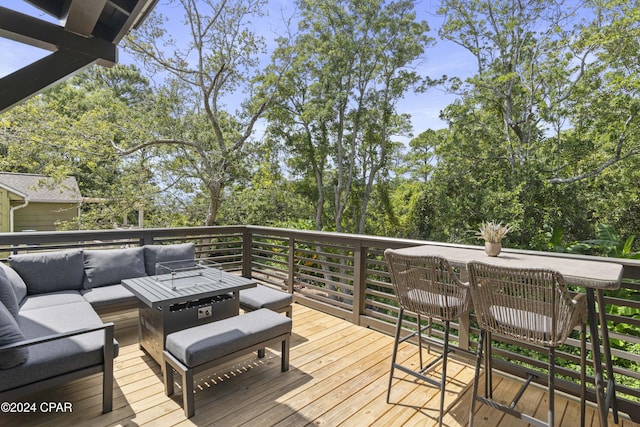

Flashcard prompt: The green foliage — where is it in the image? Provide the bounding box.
[540,223,640,394]
[269,0,433,233]
[216,141,314,226]
[581,224,640,259]
[400,129,440,183]
[0,64,170,229]
[124,0,285,226]
[543,223,640,258]
[380,0,640,250]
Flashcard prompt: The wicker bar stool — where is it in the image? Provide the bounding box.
[467,261,588,427]
[384,249,471,427]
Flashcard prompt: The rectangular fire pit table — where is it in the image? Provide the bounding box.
[122,265,256,365]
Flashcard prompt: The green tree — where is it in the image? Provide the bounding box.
[269,0,432,233]
[123,0,287,225]
[383,129,445,239]
[400,129,442,183]
[545,1,640,184]
[428,0,640,246]
[214,134,312,226]
[0,65,162,229]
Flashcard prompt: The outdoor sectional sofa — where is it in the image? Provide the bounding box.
[0,243,195,414]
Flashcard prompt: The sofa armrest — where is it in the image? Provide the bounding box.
[0,322,115,353]
[0,322,116,413]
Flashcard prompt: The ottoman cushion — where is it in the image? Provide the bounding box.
[165,308,292,367]
[240,285,292,311]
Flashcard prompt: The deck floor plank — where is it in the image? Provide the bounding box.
[1,303,638,427]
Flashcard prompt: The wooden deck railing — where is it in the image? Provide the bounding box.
[1,225,639,422]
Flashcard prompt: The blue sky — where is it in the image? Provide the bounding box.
[0,0,474,135]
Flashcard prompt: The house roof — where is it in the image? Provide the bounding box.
[0,0,159,113]
[0,172,82,203]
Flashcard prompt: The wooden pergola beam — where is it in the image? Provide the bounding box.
[0,5,117,114]
[65,0,108,37]
[0,0,158,114]
[0,6,116,62]
[0,51,96,114]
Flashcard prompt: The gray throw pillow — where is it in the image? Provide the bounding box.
[0,302,28,369]
[0,273,19,318]
[143,243,196,275]
[0,262,27,304]
[8,249,84,295]
[83,247,147,289]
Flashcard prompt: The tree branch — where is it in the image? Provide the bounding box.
[111,139,201,156]
[548,109,639,184]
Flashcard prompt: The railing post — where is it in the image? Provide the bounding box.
[242,227,252,279]
[140,231,155,246]
[458,312,470,351]
[287,237,295,293]
[352,242,367,326]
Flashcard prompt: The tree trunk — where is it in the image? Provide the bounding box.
[205,182,222,226]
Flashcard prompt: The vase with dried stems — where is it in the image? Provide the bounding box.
[477,221,510,256]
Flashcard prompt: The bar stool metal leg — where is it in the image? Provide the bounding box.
[469,329,485,427]
[387,309,454,427]
[581,323,587,427]
[387,307,404,403]
[548,347,555,427]
[485,332,492,399]
[439,321,451,427]
[417,313,423,370]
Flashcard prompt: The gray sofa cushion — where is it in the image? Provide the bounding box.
[0,301,118,392]
[0,262,27,304]
[240,285,293,311]
[81,285,137,308]
[8,249,84,295]
[0,273,19,318]
[165,308,292,367]
[0,302,28,369]
[143,243,196,275]
[83,247,146,289]
[19,291,85,311]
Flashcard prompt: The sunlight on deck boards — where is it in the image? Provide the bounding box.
[1,304,637,427]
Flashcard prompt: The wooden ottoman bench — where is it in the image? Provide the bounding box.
[162,308,292,418]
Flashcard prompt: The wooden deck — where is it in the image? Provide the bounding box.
[2,304,638,427]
